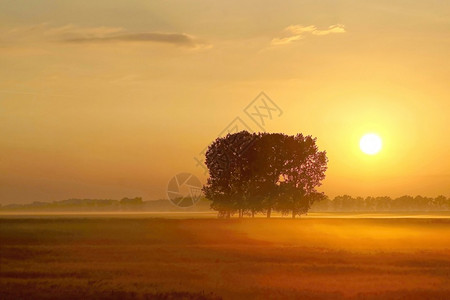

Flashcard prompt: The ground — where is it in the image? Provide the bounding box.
[1,213,450,299]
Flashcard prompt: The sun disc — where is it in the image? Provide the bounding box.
[359,133,382,155]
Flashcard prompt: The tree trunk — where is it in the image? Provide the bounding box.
[239,209,243,219]
[226,211,231,219]
[292,209,296,219]
[266,208,272,218]
[251,210,255,218]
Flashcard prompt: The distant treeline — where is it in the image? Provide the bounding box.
[310,195,450,212]
[0,197,212,212]
[2,195,448,213]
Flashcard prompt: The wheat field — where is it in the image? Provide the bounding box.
[1,214,450,299]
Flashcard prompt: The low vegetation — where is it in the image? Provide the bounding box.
[1,216,449,299]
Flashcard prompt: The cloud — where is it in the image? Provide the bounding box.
[271,24,345,46]
[1,24,209,49]
[312,24,346,36]
[63,32,202,48]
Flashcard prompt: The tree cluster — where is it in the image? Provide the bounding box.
[1,197,143,212]
[311,195,450,212]
[203,131,328,218]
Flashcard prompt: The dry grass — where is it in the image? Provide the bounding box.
[1,216,450,299]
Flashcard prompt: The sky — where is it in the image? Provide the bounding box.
[1,0,449,204]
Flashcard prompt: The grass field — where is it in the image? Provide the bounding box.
[1,214,450,299]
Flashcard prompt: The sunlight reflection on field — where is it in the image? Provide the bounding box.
[1,214,449,299]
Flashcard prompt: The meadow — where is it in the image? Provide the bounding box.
[1,214,450,299]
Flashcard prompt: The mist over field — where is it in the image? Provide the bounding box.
[2,195,448,214]
[1,216,450,299]
[1,0,450,299]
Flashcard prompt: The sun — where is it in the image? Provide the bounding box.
[359,133,382,155]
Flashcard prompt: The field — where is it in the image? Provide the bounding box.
[1,213,450,299]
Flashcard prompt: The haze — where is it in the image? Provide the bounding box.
[1,0,449,204]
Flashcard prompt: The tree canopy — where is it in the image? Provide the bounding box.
[203,131,328,218]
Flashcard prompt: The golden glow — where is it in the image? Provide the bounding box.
[0,1,449,202]
[360,133,382,155]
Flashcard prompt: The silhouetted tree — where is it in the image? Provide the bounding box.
[433,195,448,211]
[120,197,143,208]
[203,131,328,218]
[203,131,256,218]
[252,133,287,217]
[275,134,328,218]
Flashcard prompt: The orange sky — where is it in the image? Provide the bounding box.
[1,1,449,204]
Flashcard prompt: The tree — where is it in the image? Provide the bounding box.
[433,195,448,211]
[276,134,328,218]
[203,131,328,218]
[203,131,256,218]
[120,197,143,206]
[252,133,287,218]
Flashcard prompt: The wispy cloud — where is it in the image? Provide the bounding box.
[63,32,201,48]
[1,24,209,49]
[271,24,345,46]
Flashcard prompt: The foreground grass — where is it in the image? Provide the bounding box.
[1,216,450,299]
